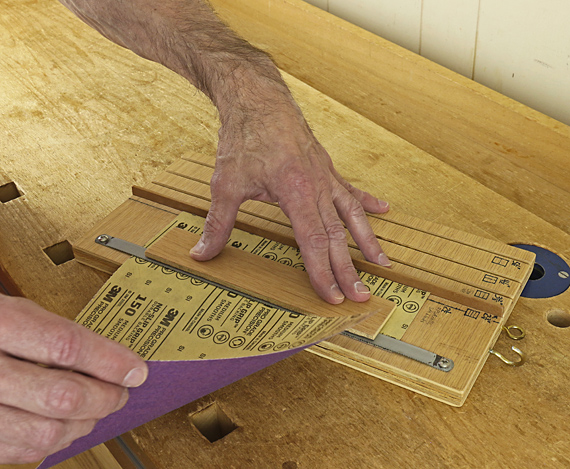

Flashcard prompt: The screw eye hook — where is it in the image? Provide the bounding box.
[489,346,526,367]
[502,325,525,340]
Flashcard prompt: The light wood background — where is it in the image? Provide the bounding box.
[305,0,570,126]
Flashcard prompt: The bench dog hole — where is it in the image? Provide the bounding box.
[0,182,23,203]
[547,309,570,328]
[529,263,546,281]
[190,402,237,443]
[43,240,75,266]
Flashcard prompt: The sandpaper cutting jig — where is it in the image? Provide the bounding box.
[73,153,536,407]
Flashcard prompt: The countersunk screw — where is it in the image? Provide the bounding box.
[96,234,111,245]
[559,271,569,279]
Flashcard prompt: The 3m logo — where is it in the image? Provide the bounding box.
[103,285,121,302]
[160,308,179,327]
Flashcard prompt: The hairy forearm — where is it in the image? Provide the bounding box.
[59,0,390,305]
[59,0,293,124]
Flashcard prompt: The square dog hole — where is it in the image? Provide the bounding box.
[43,240,75,266]
[0,182,23,203]
[190,402,237,443]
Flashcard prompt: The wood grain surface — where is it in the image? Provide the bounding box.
[1,0,569,467]
[210,0,570,234]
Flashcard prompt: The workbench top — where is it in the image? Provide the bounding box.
[1,0,569,467]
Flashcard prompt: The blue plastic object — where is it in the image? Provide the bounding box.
[513,245,570,298]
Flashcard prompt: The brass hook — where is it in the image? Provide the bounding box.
[502,325,525,340]
[489,346,526,367]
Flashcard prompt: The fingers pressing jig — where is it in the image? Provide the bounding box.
[332,184,392,268]
[332,168,390,214]
[278,174,372,304]
[316,196,372,302]
[191,164,243,262]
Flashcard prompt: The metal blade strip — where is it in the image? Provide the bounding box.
[341,331,454,372]
[94,234,286,311]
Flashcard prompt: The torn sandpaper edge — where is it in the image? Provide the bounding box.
[38,346,307,468]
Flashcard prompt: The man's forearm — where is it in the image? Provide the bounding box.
[60,0,390,305]
[60,0,293,125]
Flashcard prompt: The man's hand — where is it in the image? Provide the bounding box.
[189,80,391,303]
[0,294,148,464]
[59,0,391,304]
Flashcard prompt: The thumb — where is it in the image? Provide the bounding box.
[190,196,241,261]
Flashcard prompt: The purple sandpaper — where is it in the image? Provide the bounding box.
[38,346,307,468]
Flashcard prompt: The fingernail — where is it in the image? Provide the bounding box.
[115,388,129,411]
[355,281,370,295]
[378,200,390,211]
[190,239,205,256]
[331,284,345,302]
[378,253,392,267]
[123,366,148,388]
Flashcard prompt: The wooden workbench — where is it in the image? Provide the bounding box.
[1,0,569,467]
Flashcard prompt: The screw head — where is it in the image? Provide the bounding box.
[559,271,569,279]
[96,234,110,245]
[437,358,452,370]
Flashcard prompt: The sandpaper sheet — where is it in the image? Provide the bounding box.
[38,216,377,467]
